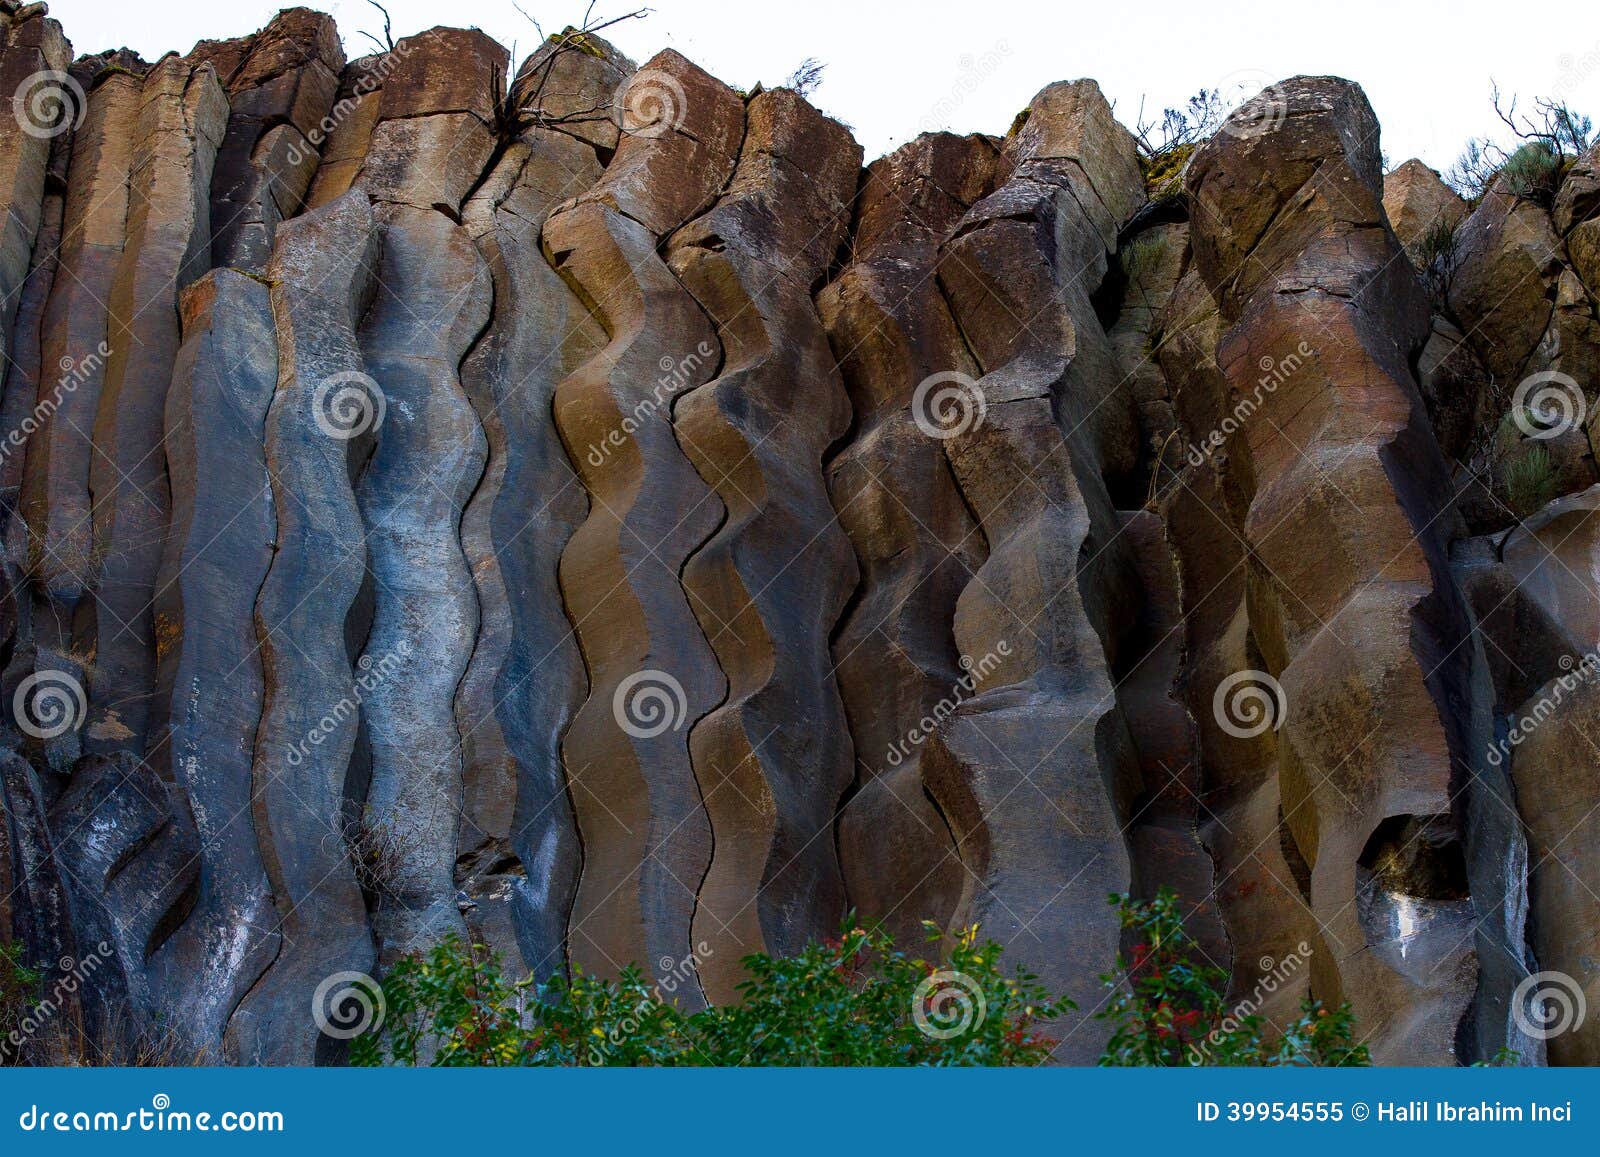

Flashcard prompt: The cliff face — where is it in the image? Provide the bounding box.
[1,1,1597,1065]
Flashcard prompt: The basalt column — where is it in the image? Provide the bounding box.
[1185,78,1491,1063]
[923,80,1147,1062]
[821,133,998,945]
[666,88,861,1001]
[453,35,628,975]
[544,50,742,999]
[228,191,378,1065]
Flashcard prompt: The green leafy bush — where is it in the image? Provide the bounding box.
[1095,888,1370,1067]
[353,920,1067,1067]
[1498,140,1563,206]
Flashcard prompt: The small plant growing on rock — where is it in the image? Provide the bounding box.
[1503,444,1558,518]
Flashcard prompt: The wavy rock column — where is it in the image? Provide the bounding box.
[923,80,1146,1060]
[144,269,280,1058]
[192,8,343,272]
[821,133,997,944]
[544,49,742,997]
[342,27,501,966]
[665,88,861,1000]
[21,60,143,772]
[228,191,378,1064]
[1157,267,1317,1025]
[86,56,228,755]
[454,82,621,970]
[1186,78,1490,1063]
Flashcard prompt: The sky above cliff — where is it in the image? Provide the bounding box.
[68,0,1600,173]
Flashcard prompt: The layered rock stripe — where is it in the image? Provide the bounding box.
[0,2,1598,1065]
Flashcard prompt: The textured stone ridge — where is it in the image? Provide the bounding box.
[3,2,1600,1067]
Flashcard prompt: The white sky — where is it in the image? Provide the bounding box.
[59,0,1600,171]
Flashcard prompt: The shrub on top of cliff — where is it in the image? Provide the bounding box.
[1132,89,1223,198]
[1096,889,1370,1067]
[1445,84,1591,200]
[351,919,1068,1066]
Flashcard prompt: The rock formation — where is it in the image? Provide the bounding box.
[2,1,1599,1067]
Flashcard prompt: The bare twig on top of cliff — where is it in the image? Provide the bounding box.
[504,4,650,135]
[359,0,396,54]
[1491,80,1592,156]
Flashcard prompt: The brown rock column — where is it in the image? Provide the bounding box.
[821,133,997,945]
[923,79,1147,1062]
[1186,77,1488,1063]
[665,88,862,1001]
[543,49,742,1000]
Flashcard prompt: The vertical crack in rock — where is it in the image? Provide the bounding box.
[819,132,998,945]
[191,8,344,273]
[344,26,502,968]
[87,55,228,756]
[664,88,862,1001]
[453,44,628,976]
[228,190,378,1064]
[543,49,742,1002]
[1185,77,1492,1063]
[145,269,281,1060]
[922,80,1148,1061]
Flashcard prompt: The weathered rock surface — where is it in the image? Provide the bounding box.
[3,4,1599,1067]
